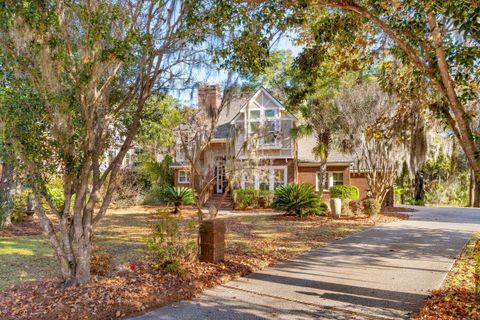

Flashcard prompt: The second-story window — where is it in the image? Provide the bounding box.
[264,109,278,118]
[263,120,279,145]
[176,146,186,162]
[250,110,261,119]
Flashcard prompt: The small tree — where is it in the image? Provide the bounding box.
[356,139,402,204]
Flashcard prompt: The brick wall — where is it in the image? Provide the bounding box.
[350,172,370,200]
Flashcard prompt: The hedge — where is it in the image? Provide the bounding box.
[232,189,274,209]
[329,185,359,200]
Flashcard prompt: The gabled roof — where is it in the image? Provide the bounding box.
[213,91,255,138]
[214,87,294,138]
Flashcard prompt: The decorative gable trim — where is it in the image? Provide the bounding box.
[229,87,296,124]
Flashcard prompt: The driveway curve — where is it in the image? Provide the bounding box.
[131,206,480,320]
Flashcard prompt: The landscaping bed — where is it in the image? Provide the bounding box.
[413,233,480,320]
[0,206,408,320]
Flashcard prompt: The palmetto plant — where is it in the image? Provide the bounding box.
[271,184,326,217]
[160,187,195,214]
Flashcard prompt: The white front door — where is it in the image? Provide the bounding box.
[216,164,225,193]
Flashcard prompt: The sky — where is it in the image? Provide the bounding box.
[172,34,303,105]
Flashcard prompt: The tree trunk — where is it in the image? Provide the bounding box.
[474,171,480,208]
[414,171,425,203]
[318,159,328,193]
[74,238,92,285]
[469,169,475,207]
[0,162,15,227]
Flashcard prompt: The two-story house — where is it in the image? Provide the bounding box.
[172,84,371,207]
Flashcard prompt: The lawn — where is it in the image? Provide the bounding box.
[0,206,407,319]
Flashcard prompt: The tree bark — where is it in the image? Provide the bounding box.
[0,162,14,227]
[474,173,480,208]
[470,169,475,207]
[414,171,425,203]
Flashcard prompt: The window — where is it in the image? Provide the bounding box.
[249,122,260,134]
[178,170,190,183]
[250,110,261,119]
[242,173,255,189]
[273,168,286,189]
[332,172,344,186]
[176,146,185,162]
[316,172,345,191]
[263,120,278,145]
[259,170,270,190]
[242,167,287,190]
[264,109,277,118]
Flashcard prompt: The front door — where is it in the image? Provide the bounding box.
[216,164,225,194]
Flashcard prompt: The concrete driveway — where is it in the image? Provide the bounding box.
[131,206,480,320]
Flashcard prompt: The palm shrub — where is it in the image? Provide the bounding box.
[272,184,327,217]
[160,186,195,214]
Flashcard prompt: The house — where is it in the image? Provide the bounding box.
[172,84,372,206]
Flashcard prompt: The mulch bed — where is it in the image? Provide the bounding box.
[0,220,43,237]
[0,248,290,320]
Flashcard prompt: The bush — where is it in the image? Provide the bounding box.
[272,184,327,217]
[147,211,196,274]
[232,189,274,209]
[363,198,381,216]
[329,185,360,201]
[143,186,164,205]
[160,186,195,214]
[348,200,363,215]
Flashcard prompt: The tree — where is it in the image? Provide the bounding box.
[133,95,185,189]
[237,0,480,205]
[0,0,211,285]
[0,161,14,227]
[241,49,294,101]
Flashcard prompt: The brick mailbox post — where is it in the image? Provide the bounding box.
[199,219,225,263]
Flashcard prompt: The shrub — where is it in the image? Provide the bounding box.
[160,186,195,214]
[271,184,326,217]
[232,189,274,209]
[329,185,360,201]
[348,200,363,215]
[363,198,381,216]
[147,211,196,274]
[143,186,164,205]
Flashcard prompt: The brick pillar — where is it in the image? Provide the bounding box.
[199,219,225,263]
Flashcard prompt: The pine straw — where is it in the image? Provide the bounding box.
[0,211,407,320]
[413,233,480,320]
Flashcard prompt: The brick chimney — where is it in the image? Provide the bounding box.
[198,83,221,117]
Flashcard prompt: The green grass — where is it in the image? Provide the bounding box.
[0,235,56,290]
[0,207,158,290]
